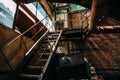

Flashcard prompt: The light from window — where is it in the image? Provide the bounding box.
[0,0,17,28]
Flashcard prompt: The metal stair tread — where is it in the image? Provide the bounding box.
[43,39,56,42]
[48,31,60,34]
[26,65,44,70]
[39,59,47,62]
[17,74,40,78]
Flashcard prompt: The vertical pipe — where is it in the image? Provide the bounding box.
[89,0,98,30]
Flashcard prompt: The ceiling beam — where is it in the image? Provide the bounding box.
[48,0,92,8]
[39,0,54,20]
[14,0,92,8]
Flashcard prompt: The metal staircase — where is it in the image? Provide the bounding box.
[14,30,62,80]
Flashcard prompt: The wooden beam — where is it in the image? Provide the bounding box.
[39,0,53,20]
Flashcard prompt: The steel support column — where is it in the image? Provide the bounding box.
[89,0,98,30]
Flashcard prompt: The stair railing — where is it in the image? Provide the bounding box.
[0,16,51,71]
[3,16,49,49]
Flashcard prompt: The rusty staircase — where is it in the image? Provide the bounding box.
[13,30,62,80]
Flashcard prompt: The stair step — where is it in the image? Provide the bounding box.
[47,33,59,36]
[40,58,47,61]
[44,36,57,39]
[40,48,51,50]
[32,53,49,60]
[17,74,39,79]
[38,59,47,66]
[41,53,50,59]
[36,62,46,66]
[42,43,50,47]
[28,53,48,66]
[91,76,100,80]
[14,31,62,80]
[39,49,51,53]
[41,46,50,49]
[30,56,48,65]
[48,31,60,34]
[43,39,56,42]
[26,65,44,70]
[34,58,48,66]
[21,67,42,75]
[40,53,50,56]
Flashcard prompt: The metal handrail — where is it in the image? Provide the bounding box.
[38,30,63,80]
[0,15,51,71]
[25,19,56,56]
[25,30,49,56]
[3,16,48,49]
[24,21,61,80]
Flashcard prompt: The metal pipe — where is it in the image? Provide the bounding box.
[89,0,98,30]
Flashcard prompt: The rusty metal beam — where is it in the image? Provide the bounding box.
[89,0,109,30]
[89,0,98,30]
